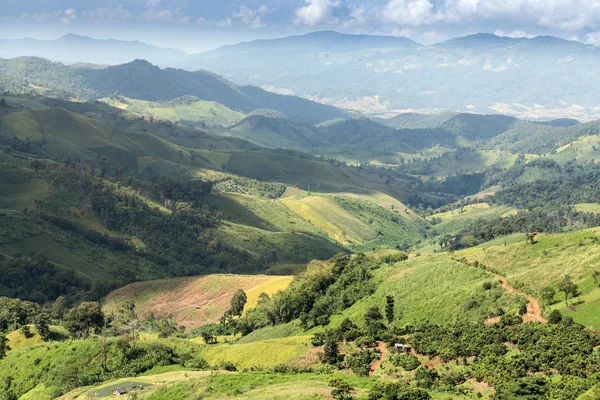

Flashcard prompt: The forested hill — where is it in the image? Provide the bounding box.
[0,57,346,124]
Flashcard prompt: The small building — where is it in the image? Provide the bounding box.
[395,343,410,352]
[112,388,128,396]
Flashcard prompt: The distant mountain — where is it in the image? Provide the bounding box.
[181,31,600,120]
[0,34,189,66]
[0,57,346,124]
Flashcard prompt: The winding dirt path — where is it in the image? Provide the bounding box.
[369,341,387,376]
[109,129,120,147]
[457,261,545,323]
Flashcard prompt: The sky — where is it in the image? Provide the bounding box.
[2,0,600,52]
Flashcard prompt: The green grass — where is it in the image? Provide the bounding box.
[196,336,313,369]
[549,135,600,164]
[417,150,519,178]
[326,194,427,250]
[328,254,522,328]
[101,96,246,128]
[429,204,519,236]
[0,234,110,279]
[213,220,344,264]
[6,325,69,353]
[574,203,600,214]
[459,227,600,329]
[281,195,377,245]
[60,371,374,400]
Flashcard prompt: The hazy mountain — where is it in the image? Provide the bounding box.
[0,57,346,124]
[182,31,600,120]
[0,34,190,66]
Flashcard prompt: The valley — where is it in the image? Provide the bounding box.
[1,28,600,400]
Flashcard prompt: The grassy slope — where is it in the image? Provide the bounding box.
[281,195,377,245]
[104,274,293,329]
[328,254,522,329]
[101,96,246,128]
[6,325,69,354]
[458,227,600,329]
[59,370,375,400]
[428,203,518,236]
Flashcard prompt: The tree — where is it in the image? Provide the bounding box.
[21,325,33,338]
[36,313,51,341]
[540,286,556,306]
[229,289,247,317]
[0,334,9,359]
[593,271,600,288]
[548,310,562,324]
[558,275,578,308]
[201,331,216,344]
[364,306,386,337]
[319,341,340,365]
[525,233,537,245]
[64,302,105,339]
[385,296,395,324]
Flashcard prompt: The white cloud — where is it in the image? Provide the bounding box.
[494,29,535,39]
[21,8,77,24]
[383,0,438,27]
[377,0,600,33]
[145,0,162,9]
[143,7,190,23]
[294,0,342,26]
[585,31,600,45]
[81,5,134,22]
[216,17,232,27]
[232,5,272,28]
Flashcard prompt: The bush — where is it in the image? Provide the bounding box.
[346,348,381,376]
[548,310,563,324]
[389,354,421,371]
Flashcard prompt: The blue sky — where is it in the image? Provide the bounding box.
[2,0,600,52]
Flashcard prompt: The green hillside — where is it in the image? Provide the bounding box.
[459,227,600,330]
[0,57,346,124]
[101,95,246,128]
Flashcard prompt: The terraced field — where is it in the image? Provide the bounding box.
[104,274,293,329]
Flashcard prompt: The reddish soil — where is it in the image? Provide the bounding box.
[109,129,120,147]
[493,272,546,323]
[369,341,387,376]
[458,261,546,324]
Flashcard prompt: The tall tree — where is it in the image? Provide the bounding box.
[36,313,51,341]
[0,334,9,359]
[64,302,105,339]
[385,295,395,324]
[558,276,578,308]
[230,289,248,317]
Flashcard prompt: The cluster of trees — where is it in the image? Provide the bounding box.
[0,253,92,304]
[445,208,600,250]
[406,314,599,397]
[224,254,379,336]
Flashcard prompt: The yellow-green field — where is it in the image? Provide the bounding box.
[6,325,69,354]
[281,195,376,245]
[574,203,600,214]
[101,96,246,128]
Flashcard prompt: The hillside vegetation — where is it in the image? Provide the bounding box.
[104,275,293,329]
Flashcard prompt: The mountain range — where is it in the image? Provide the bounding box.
[2,31,600,120]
